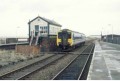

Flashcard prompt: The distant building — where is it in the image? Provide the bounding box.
[28,16,62,38]
[102,34,120,44]
[0,38,6,44]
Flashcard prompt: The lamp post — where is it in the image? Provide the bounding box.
[16,27,20,43]
[106,31,108,42]
[101,27,103,41]
[108,24,113,43]
[16,27,19,52]
[111,24,113,40]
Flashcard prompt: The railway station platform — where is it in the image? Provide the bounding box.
[87,40,120,80]
[0,42,29,46]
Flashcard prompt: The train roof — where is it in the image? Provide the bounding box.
[59,29,85,35]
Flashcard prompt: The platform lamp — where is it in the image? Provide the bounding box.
[101,27,103,41]
[16,26,20,52]
[16,27,20,43]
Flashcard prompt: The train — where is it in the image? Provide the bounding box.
[57,29,86,51]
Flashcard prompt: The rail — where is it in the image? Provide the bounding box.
[52,43,95,80]
[0,54,67,80]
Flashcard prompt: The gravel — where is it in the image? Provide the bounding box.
[0,50,27,66]
[24,54,78,80]
[0,53,54,76]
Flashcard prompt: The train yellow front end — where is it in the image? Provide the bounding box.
[56,29,86,51]
[57,29,73,50]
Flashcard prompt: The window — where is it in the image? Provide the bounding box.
[41,26,43,30]
[35,25,39,32]
[46,26,48,30]
[39,27,41,31]
[44,27,46,29]
[68,33,71,38]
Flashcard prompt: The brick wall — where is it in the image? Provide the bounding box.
[15,45,40,55]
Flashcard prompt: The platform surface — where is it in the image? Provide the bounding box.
[87,40,120,80]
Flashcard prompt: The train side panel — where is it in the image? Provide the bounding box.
[71,32,86,46]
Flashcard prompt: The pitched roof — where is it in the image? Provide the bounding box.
[28,16,62,27]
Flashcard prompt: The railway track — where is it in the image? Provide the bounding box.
[0,54,67,80]
[0,41,94,80]
[52,43,95,80]
[0,45,84,80]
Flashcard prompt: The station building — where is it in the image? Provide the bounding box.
[16,16,62,54]
[28,16,62,51]
[28,16,62,38]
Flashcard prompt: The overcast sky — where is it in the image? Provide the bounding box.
[0,0,120,37]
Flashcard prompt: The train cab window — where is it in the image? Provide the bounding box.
[68,33,71,38]
[58,32,62,38]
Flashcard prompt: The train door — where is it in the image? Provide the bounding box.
[58,32,68,46]
[62,32,68,46]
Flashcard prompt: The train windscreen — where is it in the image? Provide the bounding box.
[58,32,62,39]
[68,32,71,38]
[58,32,71,39]
[58,31,71,46]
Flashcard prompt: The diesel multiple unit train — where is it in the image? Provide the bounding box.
[57,29,86,50]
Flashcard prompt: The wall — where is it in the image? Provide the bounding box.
[6,38,18,43]
[49,24,61,35]
[16,45,40,55]
[16,37,57,54]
